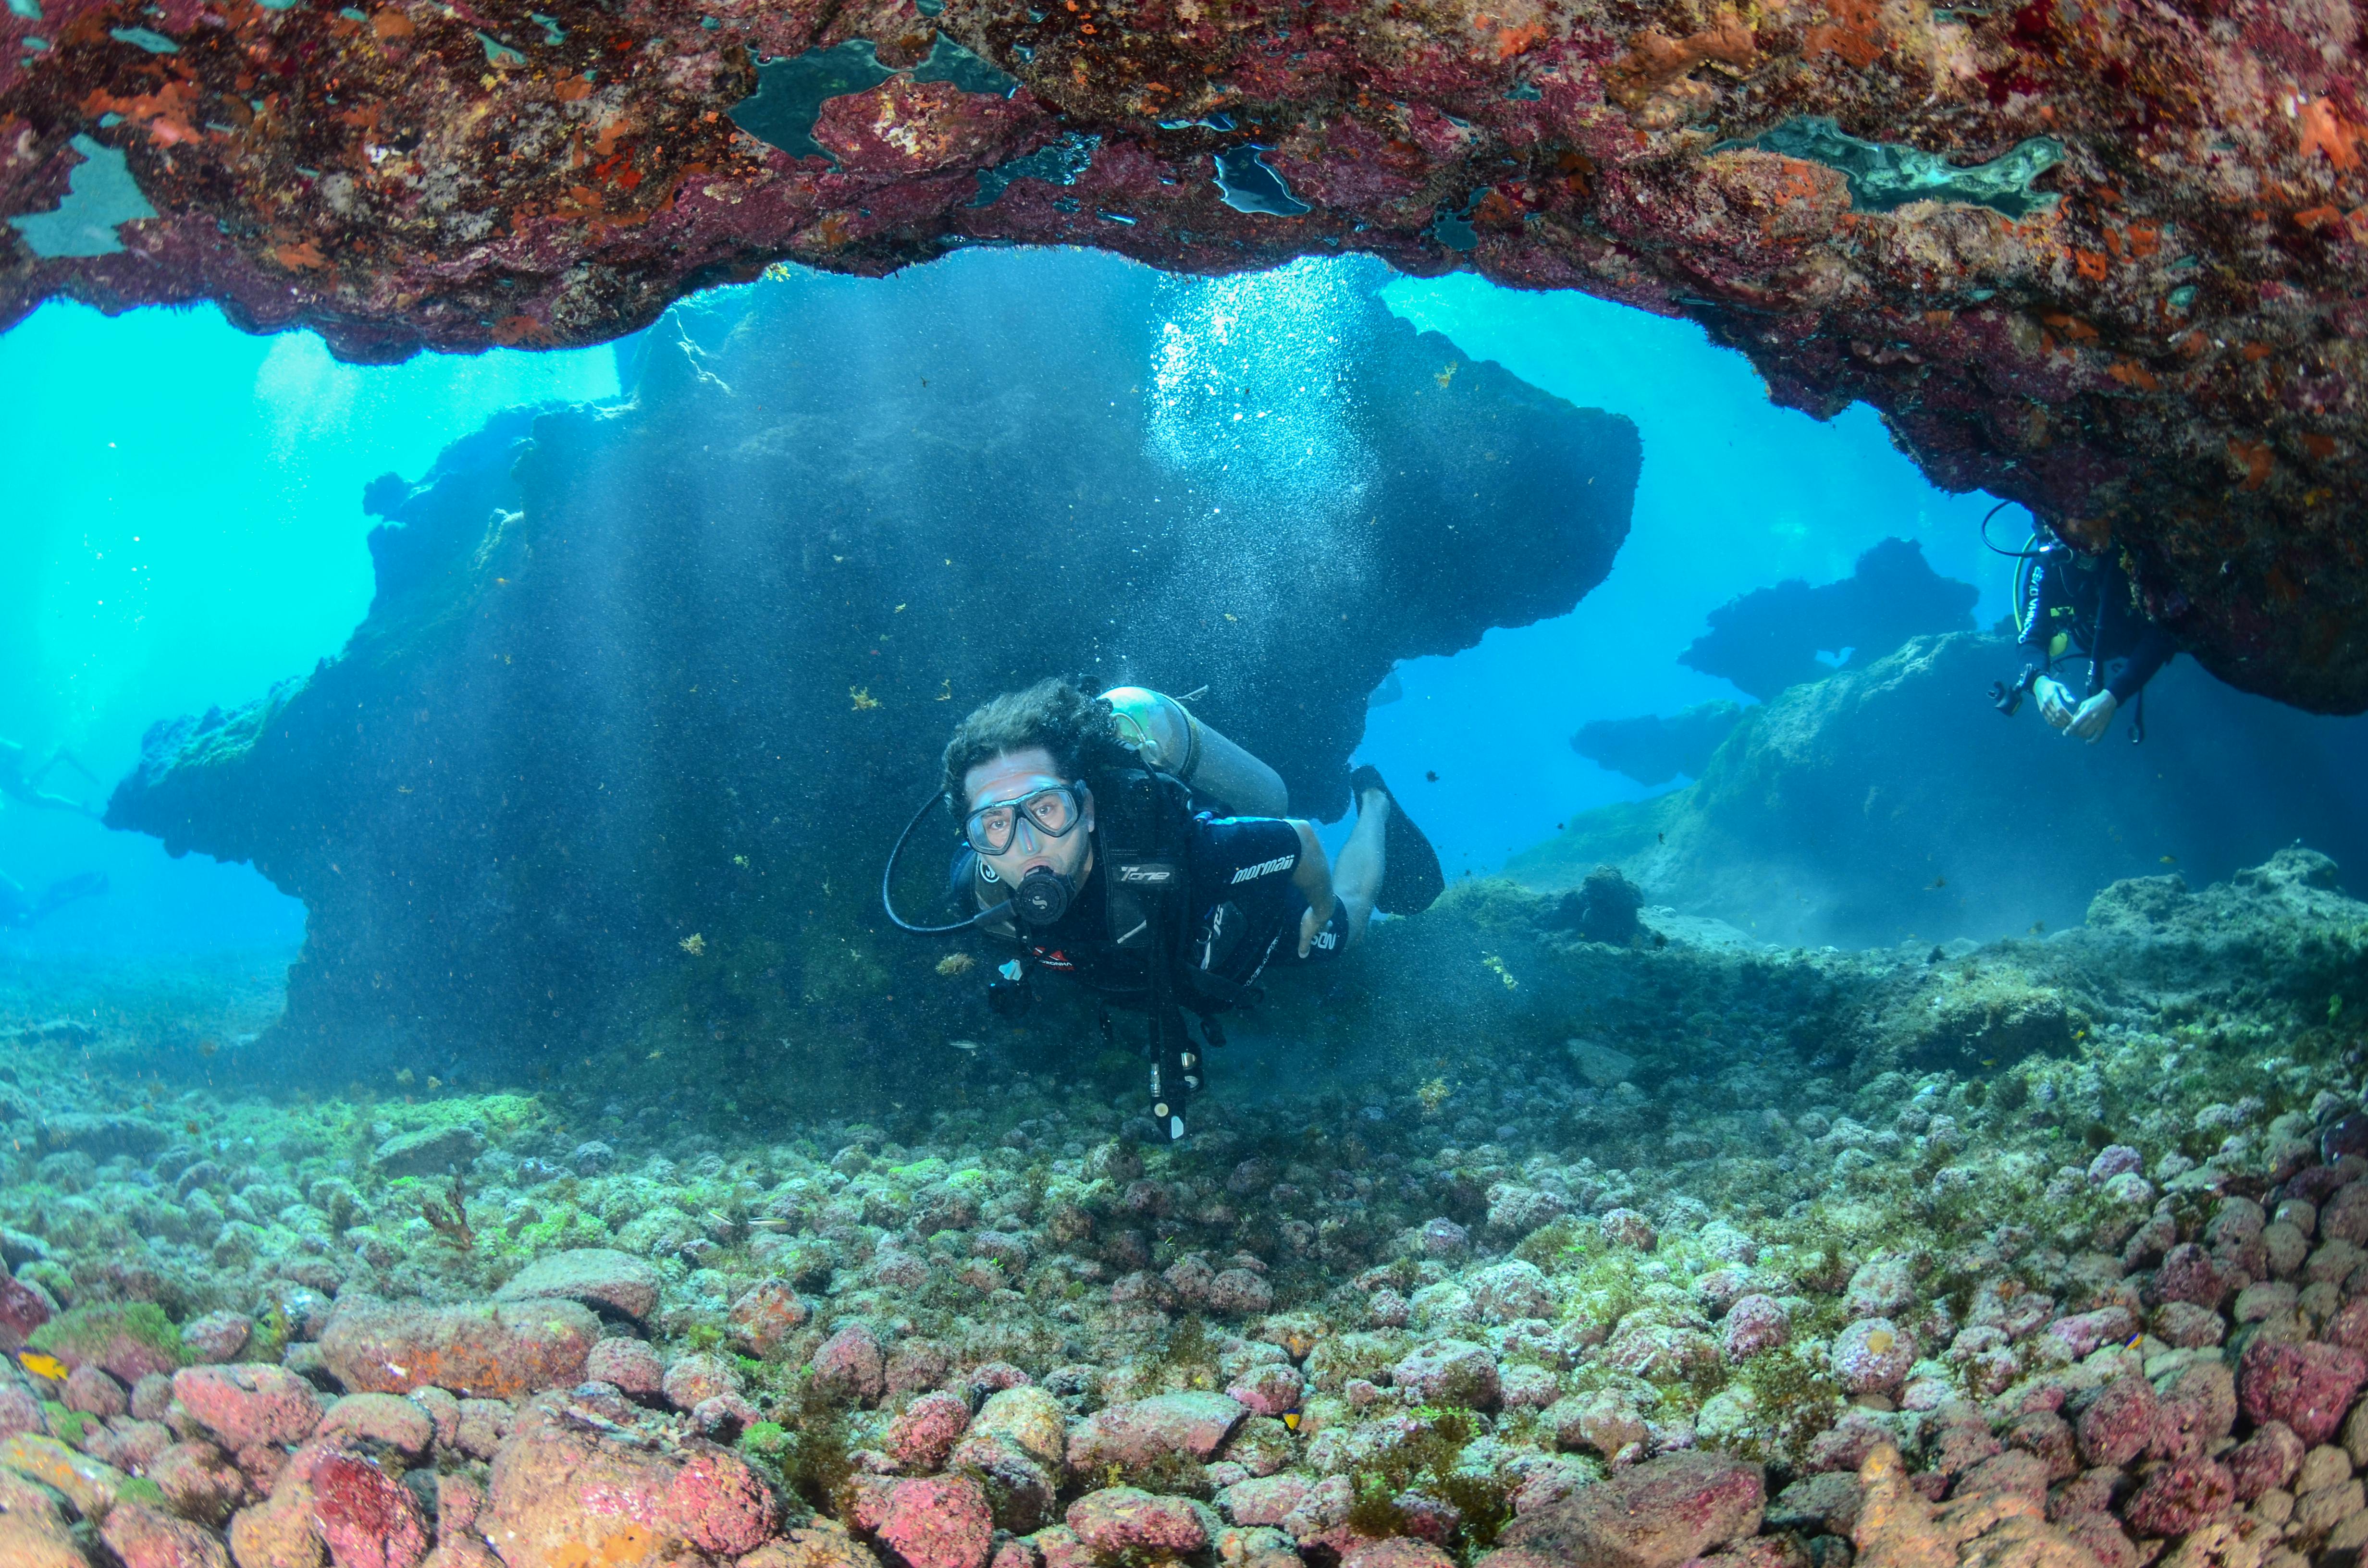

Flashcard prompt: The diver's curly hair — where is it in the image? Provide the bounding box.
[941,678,1131,813]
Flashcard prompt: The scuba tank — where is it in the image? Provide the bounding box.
[1100,687,1289,818]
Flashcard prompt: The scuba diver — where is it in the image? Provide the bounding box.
[883,679,1443,1140]
[0,738,104,818]
[0,869,108,930]
[1991,524,2180,743]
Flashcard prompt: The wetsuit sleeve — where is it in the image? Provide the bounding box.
[2104,618,2179,701]
[2019,559,2052,657]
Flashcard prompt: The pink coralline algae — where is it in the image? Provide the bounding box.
[2238,1339,2368,1446]
[1827,1318,1914,1396]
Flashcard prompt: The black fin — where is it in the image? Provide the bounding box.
[1350,764,1444,916]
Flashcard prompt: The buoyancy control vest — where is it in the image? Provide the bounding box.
[967,763,1262,1142]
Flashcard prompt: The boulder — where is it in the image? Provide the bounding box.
[481,1397,777,1567]
[307,1449,431,1568]
[1496,1451,1764,1568]
[2238,1338,2368,1446]
[1066,1488,1209,1558]
[173,1365,325,1452]
[100,1499,233,1568]
[972,1387,1068,1470]
[877,1474,994,1568]
[1390,1341,1502,1409]
[494,1250,661,1324]
[370,1126,485,1177]
[318,1299,599,1399]
[1066,1393,1247,1473]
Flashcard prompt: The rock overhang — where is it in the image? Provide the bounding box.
[4,0,2366,710]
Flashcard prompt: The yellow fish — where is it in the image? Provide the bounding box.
[16,1351,67,1381]
[1281,1410,1301,1432]
[2159,855,2177,865]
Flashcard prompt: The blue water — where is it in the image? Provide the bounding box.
[0,247,2200,951]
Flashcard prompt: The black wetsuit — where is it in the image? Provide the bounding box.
[1016,813,1347,1000]
[2015,545,2180,705]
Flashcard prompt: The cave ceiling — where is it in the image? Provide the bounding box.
[4,0,2365,709]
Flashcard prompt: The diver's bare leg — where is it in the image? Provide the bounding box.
[1330,789,1390,949]
[32,748,102,788]
[21,749,103,816]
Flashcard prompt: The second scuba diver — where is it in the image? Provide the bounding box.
[885,679,1443,1140]
[1995,527,2181,742]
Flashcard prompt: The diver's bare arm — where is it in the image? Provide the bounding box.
[1289,821,1335,917]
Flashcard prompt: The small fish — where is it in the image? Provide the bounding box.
[16,1351,66,1381]
[850,686,879,711]
[950,1039,983,1054]
[679,933,706,956]
[2028,919,2046,934]
[646,1049,665,1061]
[1928,876,1947,890]
[425,1076,442,1093]
[197,1040,218,1058]
[2123,1332,2144,1349]
[746,1217,792,1232]
[2159,855,2177,865]
[732,854,750,868]
[1657,832,1666,845]
[1424,770,1439,782]
[1281,1410,1302,1432]
[937,953,976,977]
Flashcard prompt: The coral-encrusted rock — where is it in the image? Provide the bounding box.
[1847,1443,2096,1568]
[482,1396,776,1568]
[1207,1270,1276,1318]
[668,1450,782,1556]
[1067,1393,1246,1473]
[318,1299,599,1399]
[888,1392,974,1472]
[1341,1541,1455,1568]
[2157,1361,2237,1458]
[173,1365,325,1452]
[878,1474,994,1568]
[1225,1365,1304,1419]
[973,1387,1068,1470]
[63,1363,126,1419]
[2152,1244,2229,1309]
[1721,1296,1791,1363]
[2225,1421,2305,1501]
[1471,1262,1555,1324]
[2119,1458,2235,1538]
[317,1394,435,1459]
[100,1499,229,1568]
[1391,1341,1503,1409]
[661,1352,742,1411]
[2041,1309,2133,1360]
[180,1312,255,1366]
[0,1277,53,1351]
[227,1480,321,1568]
[814,1325,889,1403]
[583,1338,663,1397]
[494,1250,661,1324]
[1600,1211,1658,1251]
[1495,1450,1764,1568]
[2149,1302,2226,1349]
[1219,1475,1314,1528]
[151,1440,247,1526]
[1066,1487,1209,1558]
[1828,1320,1915,1397]
[2075,1376,2162,1469]
[2238,1338,2368,1446]
[309,1449,431,1568]
[0,1467,85,1568]
[370,1126,483,1177]
[1843,1259,1917,1320]
[728,1280,813,1357]
[1546,1389,1650,1458]
[746,1519,885,1568]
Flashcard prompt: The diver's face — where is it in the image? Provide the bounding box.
[963,747,1094,893]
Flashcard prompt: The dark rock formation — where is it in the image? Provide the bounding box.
[105,252,1637,1069]
[8,0,2368,712]
[1572,700,1744,786]
[1679,537,1978,701]
[1511,631,2368,947]
[1540,864,1646,945]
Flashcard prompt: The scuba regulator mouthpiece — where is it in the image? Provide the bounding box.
[1012,866,1075,925]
